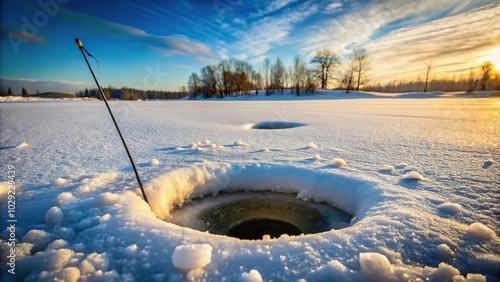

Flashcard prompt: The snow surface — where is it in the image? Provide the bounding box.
[0,91,499,281]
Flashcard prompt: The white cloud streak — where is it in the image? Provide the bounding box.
[234,3,318,58]
[60,8,216,57]
[366,3,500,82]
[302,1,500,82]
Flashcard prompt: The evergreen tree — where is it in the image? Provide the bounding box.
[22,87,28,97]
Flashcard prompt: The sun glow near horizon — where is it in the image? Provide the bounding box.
[486,47,500,70]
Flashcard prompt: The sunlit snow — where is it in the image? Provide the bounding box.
[0,91,498,281]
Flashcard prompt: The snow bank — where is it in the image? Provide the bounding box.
[171,244,213,270]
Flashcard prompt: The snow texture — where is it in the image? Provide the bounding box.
[172,244,213,270]
[241,269,263,282]
[0,91,499,281]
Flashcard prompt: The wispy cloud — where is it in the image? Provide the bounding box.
[302,0,493,55]
[299,0,499,83]
[60,8,216,58]
[234,3,318,58]
[365,3,500,82]
[8,30,46,44]
[193,57,220,66]
[325,2,342,13]
[252,0,300,18]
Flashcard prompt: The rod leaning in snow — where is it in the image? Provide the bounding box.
[5,165,17,274]
[74,38,151,207]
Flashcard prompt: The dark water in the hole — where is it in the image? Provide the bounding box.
[251,121,305,129]
[169,192,352,240]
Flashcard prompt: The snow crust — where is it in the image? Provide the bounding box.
[0,94,498,281]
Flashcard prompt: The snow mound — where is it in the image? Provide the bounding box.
[234,140,248,146]
[379,165,396,173]
[439,202,462,214]
[22,229,52,252]
[172,244,213,270]
[54,192,76,206]
[15,142,30,149]
[467,222,497,241]
[359,252,395,280]
[433,244,455,261]
[76,172,118,194]
[45,206,64,225]
[93,192,119,207]
[306,142,318,149]
[401,171,424,181]
[241,269,263,282]
[150,158,160,167]
[332,158,346,167]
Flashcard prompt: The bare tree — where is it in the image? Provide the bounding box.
[187,72,202,98]
[292,55,306,95]
[311,48,340,89]
[423,61,433,93]
[480,61,494,91]
[272,57,286,92]
[342,57,356,93]
[466,68,477,93]
[353,48,370,91]
[263,57,271,95]
[219,59,233,97]
[251,71,262,95]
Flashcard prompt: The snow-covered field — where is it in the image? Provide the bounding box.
[0,91,499,281]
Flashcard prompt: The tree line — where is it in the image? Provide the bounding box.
[186,47,372,98]
[364,61,500,93]
[0,87,32,97]
[75,86,187,100]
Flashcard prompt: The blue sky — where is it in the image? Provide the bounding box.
[1,0,499,93]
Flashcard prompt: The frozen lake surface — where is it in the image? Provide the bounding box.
[0,92,499,281]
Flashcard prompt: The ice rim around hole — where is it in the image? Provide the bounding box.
[145,162,384,240]
[168,191,353,240]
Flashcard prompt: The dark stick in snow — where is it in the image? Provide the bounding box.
[74,38,151,206]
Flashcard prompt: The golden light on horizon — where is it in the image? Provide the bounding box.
[486,47,500,70]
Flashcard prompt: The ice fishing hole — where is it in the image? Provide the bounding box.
[249,121,306,130]
[168,191,352,240]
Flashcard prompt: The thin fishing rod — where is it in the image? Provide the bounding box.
[74,38,150,206]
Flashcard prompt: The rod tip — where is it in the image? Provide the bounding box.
[75,38,82,47]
